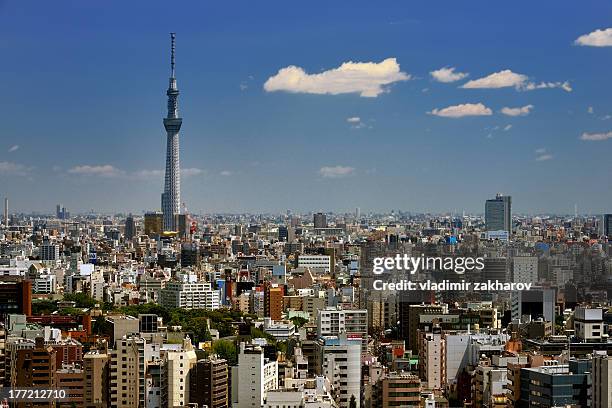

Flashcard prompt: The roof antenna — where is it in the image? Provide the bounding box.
[170,32,176,78]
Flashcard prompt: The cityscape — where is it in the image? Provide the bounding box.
[1,2,612,408]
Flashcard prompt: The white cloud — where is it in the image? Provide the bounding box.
[462,70,527,89]
[428,103,492,118]
[346,117,361,123]
[68,164,122,177]
[182,168,204,177]
[588,106,594,114]
[133,169,164,178]
[580,131,612,141]
[264,58,410,97]
[503,124,512,131]
[523,81,572,92]
[8,145,19,153]
[0,161,32,176]
[574,28,612,47]
[535,154,553,161]
[220,170,233,177]
[500,104,534,117]
[535,148,547,154]
[462,70,571,92]
[319,165,355,178]
[430,67,468,83]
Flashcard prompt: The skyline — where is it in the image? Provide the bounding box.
[0,1,611,214]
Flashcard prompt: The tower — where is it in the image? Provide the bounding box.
[485,193,512,233]
[161,33,182,232]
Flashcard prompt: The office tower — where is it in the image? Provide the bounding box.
[3,197,7,226]
[317,307,368,354]
[485,193,512,232]
[604,213,612,238]
[124,214,136,240]
[320,334,361,408]
[512,256,538,283]
[14,338,57,408]
[511,287,556,327]
[163,339,197,408]
[483,257,508,282]
[519,360,591,407]
[313,212,327,228]
[278,225,288,241]
[40,238,60,262]
[592,353,611,408]
[0,279,32,318]
[355,207,360,220]
[161,33,183,232]
[265,285,284,321]
[83,347,110,408]
[144,211,164,237]
[56,204,61,218]
[189,357,229,408]
[109,337,140,408]
[180,242,200,267]
[232,342,278,408]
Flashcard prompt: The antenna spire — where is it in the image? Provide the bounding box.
[170,32,176,78]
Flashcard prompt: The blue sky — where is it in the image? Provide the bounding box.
[0,0,611,214]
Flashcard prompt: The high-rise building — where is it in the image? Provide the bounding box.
[144,212,163,237]
[232,342,278,408]
[163,339,197,408]
[3,197,8,226]
[313,212,327,228]
[512,256,538,283]
[14,337,57,408]
[189,357,229,408]
[592,353,611,408]
[319,334,361,408]
[124,214,136,240]
[161,33,183,232]
[485,193,512,233]
[317,307,368,354]
[265,285,284,321]
[83,347,110,408]
[603,213,612,238]
[0,279,32,318]
[109,337,140,408]
[519,360,591,407]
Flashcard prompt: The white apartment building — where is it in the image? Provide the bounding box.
[297,255,331,273]
[232,342,279,408]
[162,339,197,408]
[159,281,220,310]
[512,256,538,283]
[33,273,56,294]
[317,307,368,354]
[320,334,361,408]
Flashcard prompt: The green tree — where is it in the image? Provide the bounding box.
[212,340,237,366]
[289,316,308,328]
